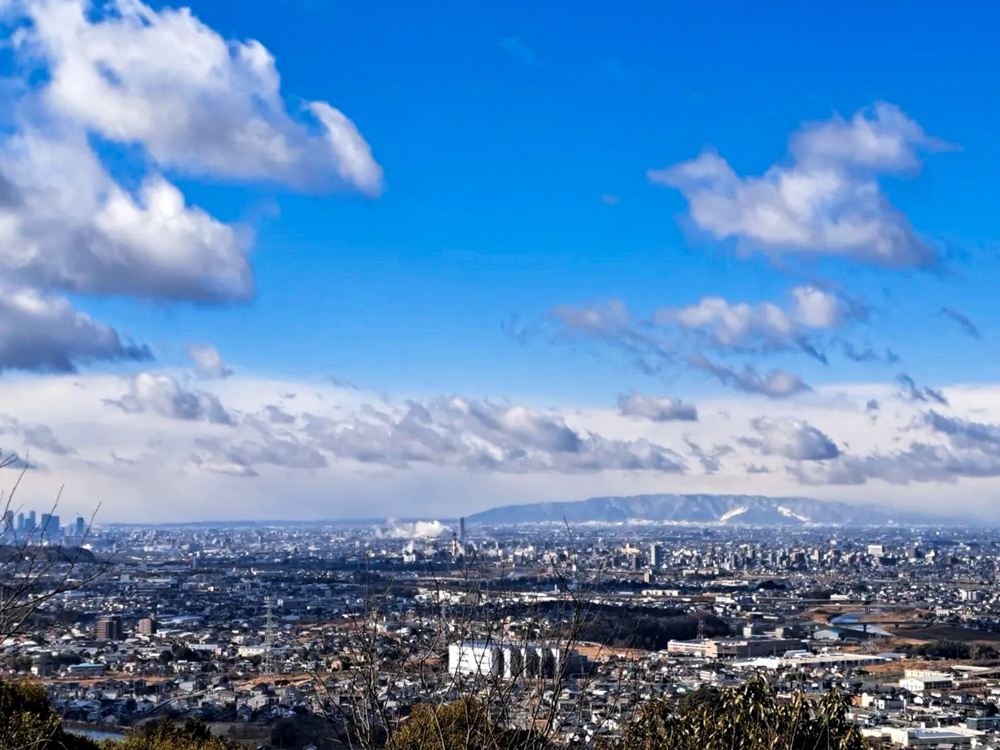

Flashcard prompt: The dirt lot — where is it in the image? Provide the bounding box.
[574,641,649,661]
[803,607,841,623]
[861,658,940,674]
[886,624,1000,644]
[859,610,931,624]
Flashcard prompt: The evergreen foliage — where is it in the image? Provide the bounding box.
[608,674,866,750]
[0,680,99,750]
[0,676,868,750]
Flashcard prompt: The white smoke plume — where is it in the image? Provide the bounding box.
[380,519,450,539]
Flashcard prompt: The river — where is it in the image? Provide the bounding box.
[65,726,127,742]
[830,612,893,637]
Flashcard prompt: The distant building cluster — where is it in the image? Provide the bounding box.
[1,509,86,541]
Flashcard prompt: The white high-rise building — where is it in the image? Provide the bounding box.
[650,542,664,567]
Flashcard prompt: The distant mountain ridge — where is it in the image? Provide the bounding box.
[468,493,928,526]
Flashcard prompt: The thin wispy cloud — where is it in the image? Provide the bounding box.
[941,307,981,339]
[545,284,885,396]
[500,36,539,65]
[897,373,948,405]
[597,59,640,86]
[687,355,811,399]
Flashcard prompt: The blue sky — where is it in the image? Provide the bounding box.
[74,0,1000,399]
[3,0,1000,521]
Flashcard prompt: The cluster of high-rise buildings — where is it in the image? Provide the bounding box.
[1,509,86,541]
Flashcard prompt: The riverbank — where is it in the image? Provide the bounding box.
[64,720,276,747]
[64,721,127,741]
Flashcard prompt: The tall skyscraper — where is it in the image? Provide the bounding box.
[39,514,60,540]
[26,510,36,533]
[15,513,23,533]
[650,543,664,568]
[75,516,86,537]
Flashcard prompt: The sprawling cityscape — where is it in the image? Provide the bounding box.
[7,504,1000,748]
[0,0,998,749]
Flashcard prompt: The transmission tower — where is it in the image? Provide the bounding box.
[697,617,706,640]
[262,596,275,676]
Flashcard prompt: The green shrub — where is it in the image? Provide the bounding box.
[0,679,99,750]
[101,718,239,750]
[609,674,866,750]
[1,676,868,750]
[389,698,543,750]
[0,682,237,750]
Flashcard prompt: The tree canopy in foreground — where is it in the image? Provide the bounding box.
[609,675,866,750]
[0,675,866,750]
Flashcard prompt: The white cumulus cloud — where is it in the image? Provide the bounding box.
[107,372,234,425]
[0,283,149,371]
[742,416,840,461]
[189,344,233,379]
[618,392,698,422]
[654,285,860,349]
[0,0,385,373]
[0,130,254,302]
[650,102,945,267]
[15,0,383,194]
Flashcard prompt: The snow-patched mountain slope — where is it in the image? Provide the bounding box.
[778,506,810,523]
[468,493,930,526]
[719,506,748,522]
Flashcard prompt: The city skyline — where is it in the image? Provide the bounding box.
[1,508,87,538]
[0,1,999,521]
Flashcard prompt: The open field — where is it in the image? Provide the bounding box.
[574,641,650,661]
[861,659,940,674]
[886,624,1000,644]
[859,610,932,624]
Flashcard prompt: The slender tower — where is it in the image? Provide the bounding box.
[262,596,275,676]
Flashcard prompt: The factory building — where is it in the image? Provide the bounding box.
[448,641,581,681]
[666,636,806,659]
